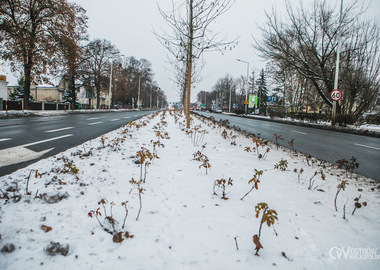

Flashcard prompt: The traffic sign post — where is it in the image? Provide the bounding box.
[330,89,342,101]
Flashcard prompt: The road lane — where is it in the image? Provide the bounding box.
[196,112,380,181]
[0,110,153,176]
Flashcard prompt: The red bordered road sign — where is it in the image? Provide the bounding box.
[330,89,342,101]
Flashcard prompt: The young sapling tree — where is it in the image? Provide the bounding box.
[288,139,295,153]
[334,180,347,211]
[308,170,326,190]
[129,178,145,221]
[294,168,304,183]
[88,199,134,243]
[253,202,278,256]
[26,169,42,195]
[273,133,283,149]
[336,156,359,178]
[274,159,288,171]
[213,178,233,200]
[240,169,263,201]
[351,195,367,216]
[136,148,153,183]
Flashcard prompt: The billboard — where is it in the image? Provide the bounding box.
[248,95,257,108]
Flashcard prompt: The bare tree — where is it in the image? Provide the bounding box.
[255,0,380,123]
[0,0,75,109]
[51,2,88,109]
[157,0,237,128]
[80,39,119,109]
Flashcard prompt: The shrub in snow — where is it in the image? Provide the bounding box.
[213,178,233,200]
[129,178,145,221]
[334,180,347,211]
[273,133,283,149]
[240,169,263,201]
[293,168,304,183]
[307,170,326,190]
[253,137,270,160]
[274,159,288,171]
[135,148,153,183]
[335,156,359,178]
[88,199,133,243]
[1,243,15,253]
[40,191,69,204]
[352,195,367,216]
[44,241,69,256]
[253,202,278,256]
[192,146,211,175]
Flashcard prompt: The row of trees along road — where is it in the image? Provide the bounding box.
[255,0,380,125]
[0,0,166,110]
[197,69,269,114]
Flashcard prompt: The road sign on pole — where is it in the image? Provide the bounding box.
[330,89,342,101]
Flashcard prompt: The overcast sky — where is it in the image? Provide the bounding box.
[2,0,380,103]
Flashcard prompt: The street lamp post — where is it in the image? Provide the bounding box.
[108,61,113,109]
[137,76,141,109]
[236,59,249,114]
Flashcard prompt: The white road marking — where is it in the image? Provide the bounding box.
[124,116,131,119]
[111,119,120,122]
[291,130,308,135]
[88,121,103,126]
[0,147,54,167]
[0,134,74,167]
[87,117,104,120]
[0,138,12,142]
[46,127,74,133]
[354,143,380,151]
[22,134,73,147]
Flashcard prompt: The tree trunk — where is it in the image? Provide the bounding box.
[70,74,76,110]
[95,80,101,109]
[185,0,194,129]
[23,61,32,110]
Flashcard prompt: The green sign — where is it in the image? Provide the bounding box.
[248,95,258,108]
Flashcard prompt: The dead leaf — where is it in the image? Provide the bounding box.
[40,225,52,233]
[113,232,124,243]
[253,234,263,256]
[124,231,134,239]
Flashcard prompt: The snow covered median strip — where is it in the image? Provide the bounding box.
[0,111,379,270]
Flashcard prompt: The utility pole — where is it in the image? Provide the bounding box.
[150,90,152,109]
[237,59,249,114]
[228,80,232,113]
[332,0,344,126]
[204,91,207,110]
[137,76,141,109]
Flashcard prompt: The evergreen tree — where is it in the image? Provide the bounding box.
[9,77,33,101]
[256,69,268,115]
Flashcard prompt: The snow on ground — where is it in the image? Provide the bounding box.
[0,111,379,270]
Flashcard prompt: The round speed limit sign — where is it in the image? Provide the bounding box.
[330,89,342,101]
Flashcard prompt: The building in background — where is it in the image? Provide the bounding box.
[0,75,8,100]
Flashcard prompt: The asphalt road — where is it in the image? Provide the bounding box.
[0,110,153,177]
[196,111,380,181]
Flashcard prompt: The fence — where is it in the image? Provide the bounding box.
[1,100,92,111]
